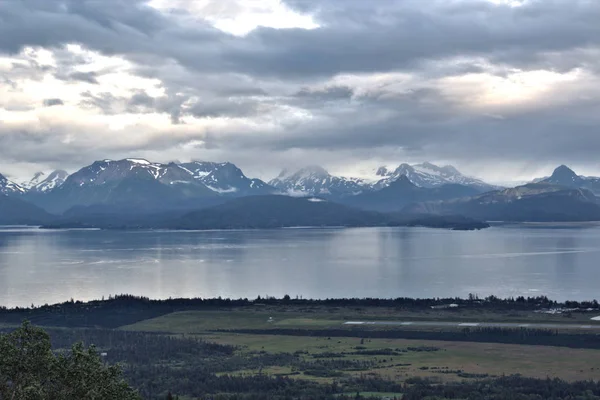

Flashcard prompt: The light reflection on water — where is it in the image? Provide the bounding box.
[1,225,600,307]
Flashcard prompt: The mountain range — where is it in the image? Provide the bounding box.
[372,162,498,192]
[21,159,274,214]
[3,161,600,227]
[268,162,496,198]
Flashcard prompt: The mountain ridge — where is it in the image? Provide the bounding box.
[6,161,600,225]
[272,162,499,198]
[405,181,600,222]
[372,162,498,191]
[269,166,367,197]
[344,175,482,212]
[20,159,275,214]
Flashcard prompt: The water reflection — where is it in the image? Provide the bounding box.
[1,226,600,307]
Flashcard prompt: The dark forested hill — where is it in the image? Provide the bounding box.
[0,194,55,225]
[43,195,488,230]
[169,195,390,229]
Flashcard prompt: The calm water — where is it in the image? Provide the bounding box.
[1,225,600,307]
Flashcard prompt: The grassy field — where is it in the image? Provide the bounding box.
[203,332,600,382]
[122,310,343,333]
[122,308,600,384]
[122,306,600,333]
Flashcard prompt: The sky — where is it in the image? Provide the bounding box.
[1,0,600,185]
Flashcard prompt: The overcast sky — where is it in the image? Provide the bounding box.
[1,0,600,184]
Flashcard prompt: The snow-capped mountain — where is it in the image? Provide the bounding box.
[373,162,496,192]
[27,159,274,213]
[59,159,272,194]
[269,166,368,198]
[540,165,600,195]
[21,170,69,193]
[0,173,25,196]
[21,172,45,190]
[64,159,201,187]
[179,161,274,195]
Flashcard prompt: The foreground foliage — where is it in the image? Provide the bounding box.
[0,322,140,400]
[2,297,600,399]
[1,325,597,399]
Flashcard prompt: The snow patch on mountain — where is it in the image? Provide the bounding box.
[126,158,152,165]
[0,174,25,195]
[179,161,273,195]
[373,162,496,191]
[269,166,368,198]
[21,172,46,190]
[273,162,498,198]
[21,170,69,193]
[58,159,273,197]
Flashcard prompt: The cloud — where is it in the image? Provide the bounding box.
[64,71,99,84]
[1,0,600,183]
[43,98,64,107]
[2,0,598,79]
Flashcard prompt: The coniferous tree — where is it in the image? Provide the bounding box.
[0,322,140,400]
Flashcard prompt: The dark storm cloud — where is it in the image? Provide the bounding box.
[43,98,64,107]
[220,0,600,79]
[0,0,176,54]
[2,0,600,79]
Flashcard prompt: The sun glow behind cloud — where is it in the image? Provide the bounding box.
[148,0,319,36]
[486,0,527,6]
[441,69,581,109]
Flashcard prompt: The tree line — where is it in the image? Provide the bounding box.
[2,294,598,329]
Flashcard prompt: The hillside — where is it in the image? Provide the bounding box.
[44,195,489,230]
[406,183,600,222]
[540,165,600,195]
[0,195,55,225]
[373,162,498,192]
[165,195,389,229]
[344,176,481,212]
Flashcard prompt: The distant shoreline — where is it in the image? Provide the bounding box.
[2,293,598,312]
[38,221,490,232]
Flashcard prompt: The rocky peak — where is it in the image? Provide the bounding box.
[550,165,578,181]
